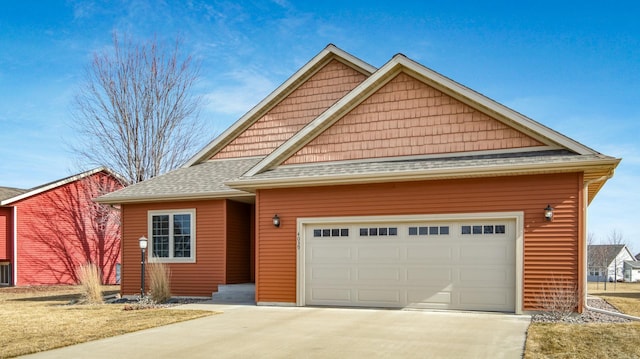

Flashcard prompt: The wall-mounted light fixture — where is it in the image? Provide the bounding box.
[272,214,280,228]
[544,204,554,222]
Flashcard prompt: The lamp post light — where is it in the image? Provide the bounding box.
[139,236,148,298]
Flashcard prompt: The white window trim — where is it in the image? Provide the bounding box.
[148,209,196,263]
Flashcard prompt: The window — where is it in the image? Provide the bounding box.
[360,227,398,237]
[148,209,195,262]
[461,224,507,236]
[313,228,349,238]
[0,262,10,285]
[408,225,450,236]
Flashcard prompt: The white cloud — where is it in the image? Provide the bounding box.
[203,70,276,116]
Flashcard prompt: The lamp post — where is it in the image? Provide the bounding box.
[139,236,148,298]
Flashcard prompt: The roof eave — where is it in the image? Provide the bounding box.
[228,158,619,193]
[1,167,116,206]
[95,190,255,205]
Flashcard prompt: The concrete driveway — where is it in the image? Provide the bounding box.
[22,303,530,359]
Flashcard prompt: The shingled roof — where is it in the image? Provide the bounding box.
[228,150,616,191]
[588,244,627,267]
[96,157,261,204]
[0,186,27,202]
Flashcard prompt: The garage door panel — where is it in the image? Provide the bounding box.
[459,243,512,263]
[459,289,510,306]
[406,246,453,261]
[406,267,452,282]
[310,246,352,261]
[407,289,452,305]
[356,246,401,261]
[304,219,516,312]
[357,289,401,304]
[310,266,351,281]
[459,267,509,284]
[356,267,402,281]
[310,287,352,302]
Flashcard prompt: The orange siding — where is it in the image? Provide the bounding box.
[121,200,226,297]
[256,173,582,311]
[225,200,252,284]
[577,174,585,312]
[0,207,12,261]
[14,172,122,285]
[213,59,368,159]
[284,72,544,165]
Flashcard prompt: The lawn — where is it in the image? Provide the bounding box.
[0,285,215,358]
[588,282,640,317]
[525,282,640,358]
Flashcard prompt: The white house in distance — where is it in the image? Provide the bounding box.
[624,260,640,282]
[587,244,635,282]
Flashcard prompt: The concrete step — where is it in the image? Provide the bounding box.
[212,283,255,304]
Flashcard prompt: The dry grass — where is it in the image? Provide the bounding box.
[588,282,640,317]
[0,285,215,358]
[525,323,640,359]
[525,281,640,358]
[76,263,104,304]
[148,262,171,303]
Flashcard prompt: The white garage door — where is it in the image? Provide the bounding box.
[304,219,516,312]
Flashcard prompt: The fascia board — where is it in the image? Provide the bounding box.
[94,190,254,204]
[229,158,619,191]
[182,45,376,168]
[0,167,109,206]
[394,56,597,155]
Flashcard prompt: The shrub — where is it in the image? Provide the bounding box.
[538,275,581,320]
[148,262,171,303]
[76,263,104,304]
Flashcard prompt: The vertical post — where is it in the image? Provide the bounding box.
[141,248,146,298]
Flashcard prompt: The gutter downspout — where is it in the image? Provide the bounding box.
[12,206,17,286]
[583,175,640,321]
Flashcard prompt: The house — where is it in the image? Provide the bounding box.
[96,45,620,314]
[587,244,636,282]
[0,167,123,286]
[623,261,640,282]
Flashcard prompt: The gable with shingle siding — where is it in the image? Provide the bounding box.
[283,71,544,165]
[212,59,368,160]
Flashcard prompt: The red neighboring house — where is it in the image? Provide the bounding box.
[0,167,123,286]
[97,45,620,314]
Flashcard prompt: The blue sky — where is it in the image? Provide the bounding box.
[1,1,638,249]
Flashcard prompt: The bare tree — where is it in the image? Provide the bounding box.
[607,229,627,246]
[588,244,610,290]
[606,230,629,286]
[587,232,596,246]
[71,33,203,184]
